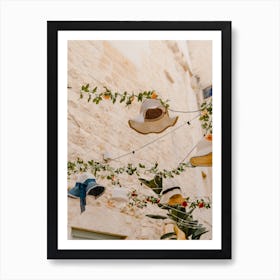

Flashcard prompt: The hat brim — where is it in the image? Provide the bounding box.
[190,152,212,167]
[128,114,179,134]
[160,188,182,204]
[87,185,105,198]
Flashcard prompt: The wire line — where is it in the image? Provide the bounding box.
[111,113,200,161]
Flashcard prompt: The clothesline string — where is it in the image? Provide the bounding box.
[179,134,205,164]
[169,108,202,113]
[111,113,201,162]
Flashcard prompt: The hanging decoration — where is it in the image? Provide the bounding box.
[68,175,105,213]
[111,186,129,203]
[128,99,179,134]
[137,176,211,240]
[189,136,212,167]
[199,98,212,134]
[69,84,213,239]
[68,158,193,184]
[79,84,170,109]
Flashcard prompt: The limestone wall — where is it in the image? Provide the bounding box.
[67,40,212,240]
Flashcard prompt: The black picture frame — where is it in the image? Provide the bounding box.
[47,21,231,259]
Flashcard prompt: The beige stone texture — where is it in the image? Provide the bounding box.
[67,40,212,240]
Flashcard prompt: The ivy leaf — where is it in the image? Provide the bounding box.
[120,95,126,103]
[160,232,176,240]
[138,175,162,194]
[191,228,208,240]
[137,94,143,102]
[146,214,167,220]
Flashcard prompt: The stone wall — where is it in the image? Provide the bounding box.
[67,40,212,240]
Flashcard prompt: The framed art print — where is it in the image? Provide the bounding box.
[47,21,231,259]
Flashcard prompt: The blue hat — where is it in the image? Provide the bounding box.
[68,177,105,213]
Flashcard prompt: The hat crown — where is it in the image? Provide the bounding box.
[140,99,166,121]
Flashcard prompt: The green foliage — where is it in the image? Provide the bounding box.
[138,175,162,194]
[79,85,170,109]
[165,205,208,240]
[145,214,167,220]
[67,159,193,183]
[199,97,212,134]
[145,195,210,240]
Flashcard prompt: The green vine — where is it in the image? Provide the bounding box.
[67,158,193,184]
[128,189,210,210]
[80,84,170,109]
[199,97,212,134]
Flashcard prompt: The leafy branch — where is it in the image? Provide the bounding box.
[199,97,212,134]
[67,158,193,183]
[80,84,170,109]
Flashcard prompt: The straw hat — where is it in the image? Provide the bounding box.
[111,187,129,202]
[160,179,185,205]
[128,99,178,134]
[190,137,212,167]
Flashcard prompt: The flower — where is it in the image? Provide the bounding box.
[205,134,212,141]
[130,96,135,102]
[201,109,208,116]
[198,202,204,208]
[103,94,110,100]
[181,201,188,207]
[151,91,158,99]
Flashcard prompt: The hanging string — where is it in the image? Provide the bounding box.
[179,134,205,164]
[164,212,203,229]
[111,113,201,162]
[169,108,202,114]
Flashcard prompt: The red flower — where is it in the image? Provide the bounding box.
[181,201,188,207]
[198,202,204,208]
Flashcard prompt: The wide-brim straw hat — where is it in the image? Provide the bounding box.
[128,99,178,134]
[160,179,184,205]
[190,137,212,167]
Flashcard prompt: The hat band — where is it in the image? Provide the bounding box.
[144,108,165,122]
[162,186,181,195]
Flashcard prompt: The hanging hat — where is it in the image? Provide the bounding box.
[190,137,212,167]
[160,179,184,205]
[128,99,178,134]
[111,187,129,202]
[68,174,105,213]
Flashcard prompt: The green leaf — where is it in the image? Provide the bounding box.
[120,95,126,103]
[138,175,162,194]
[146,214,167,220]
[191,228,208,240]
[160,232,176,240]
